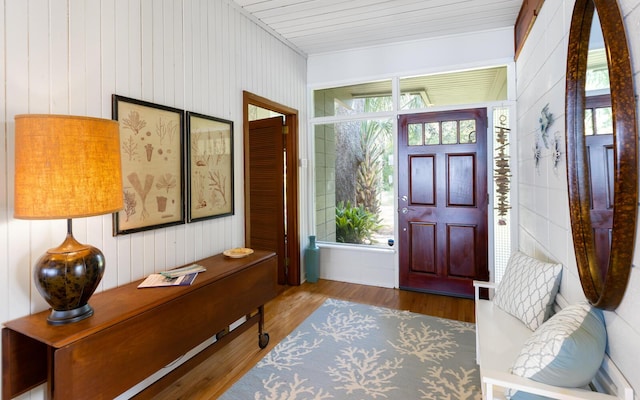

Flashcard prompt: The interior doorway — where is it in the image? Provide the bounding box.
[243,91,300,285]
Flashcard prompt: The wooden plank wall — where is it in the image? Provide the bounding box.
[0,1,306,396]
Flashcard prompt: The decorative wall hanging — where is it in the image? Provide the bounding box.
[112,95,185,235]
[539,103,555,149]
[533,140,542,171]
[494,114,511,218]
[534,103,556,172]
[186,112,234,222]
[552,132,563,172]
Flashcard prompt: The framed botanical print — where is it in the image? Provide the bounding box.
[112,95,185,235]
[186,111,234,222]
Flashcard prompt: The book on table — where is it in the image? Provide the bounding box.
[137,264,206,288]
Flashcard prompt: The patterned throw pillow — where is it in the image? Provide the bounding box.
[508,302,607,399]
[493,251,562,330]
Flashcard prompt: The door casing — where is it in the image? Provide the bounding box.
[243,91,300,285]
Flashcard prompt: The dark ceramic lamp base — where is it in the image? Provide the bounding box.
[47,304,94,325]
[34,220,105,325]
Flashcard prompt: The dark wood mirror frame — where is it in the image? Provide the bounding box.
[566,0,638,309]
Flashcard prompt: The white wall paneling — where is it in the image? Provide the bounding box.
[515,0,640,394]
[0,0,307,397]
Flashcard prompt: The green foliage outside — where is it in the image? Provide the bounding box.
[335,201,382,244]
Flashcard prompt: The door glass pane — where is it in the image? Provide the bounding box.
[425,122,440,144]
[408,123,423,146]
[442,121,457,144]
[585,109,594,136]
[399,66,508,110]
[313,81,392,117]
[314,119,394,247]
[595,107,613,134]
[459,119,476,143]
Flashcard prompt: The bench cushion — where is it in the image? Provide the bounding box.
[493,252,562,330]
[476,299,533,373]
[509,302,606,398]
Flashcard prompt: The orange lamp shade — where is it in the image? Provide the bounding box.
[14,114,124,219]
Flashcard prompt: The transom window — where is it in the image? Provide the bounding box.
[408,119,476,146]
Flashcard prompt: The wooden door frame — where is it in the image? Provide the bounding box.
[243,91,300,285]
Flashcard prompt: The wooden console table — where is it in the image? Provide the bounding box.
[2,250,277,400]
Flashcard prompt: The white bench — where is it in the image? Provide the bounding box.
[474,281,634,400]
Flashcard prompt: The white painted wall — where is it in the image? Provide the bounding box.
[318,244,396,288]
[308,27,515,88]
[0,0,307,397]
[516,0,640,394]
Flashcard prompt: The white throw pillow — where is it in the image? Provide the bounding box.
[493,251,562,330]
[508,302,607,399]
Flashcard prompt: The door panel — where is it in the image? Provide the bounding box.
[447,224,476,277]
[248,116,286,283]
[585,94,613,278]
[399,108,489,298]
[410,156,435,204]
[448,154,475,206]
[409,222,436,274]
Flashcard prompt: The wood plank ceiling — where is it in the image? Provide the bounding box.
[231,0,524,56]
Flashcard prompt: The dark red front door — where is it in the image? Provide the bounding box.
[398,108,489,298]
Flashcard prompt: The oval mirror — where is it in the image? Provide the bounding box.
[566,0,638,309]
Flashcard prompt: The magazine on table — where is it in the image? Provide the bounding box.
[137,272,199,288]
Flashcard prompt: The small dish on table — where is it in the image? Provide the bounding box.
[223,247,254,258]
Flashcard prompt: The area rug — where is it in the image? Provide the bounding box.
[220,298,482,399]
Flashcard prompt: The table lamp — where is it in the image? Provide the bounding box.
[14,114,123,325]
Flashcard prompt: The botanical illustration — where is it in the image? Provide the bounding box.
[220,299,482,400]
[112,95,184,234]
[187,112,233,222]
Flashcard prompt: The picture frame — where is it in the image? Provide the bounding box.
[186,111,234,222]
[112,95,185,235]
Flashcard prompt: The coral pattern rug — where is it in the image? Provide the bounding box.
[220,299,482,399]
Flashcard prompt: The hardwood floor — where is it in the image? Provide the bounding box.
[150,279,475,400]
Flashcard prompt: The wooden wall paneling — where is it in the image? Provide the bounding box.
[173,0,185,109]
[6,0,32,319]
[69,0,87,114]
[223,1,232,118]
[0,0,8,327]
[168,0,185,272]
[514,0,545,60]
[68,0,92,291]
[163,0,176,104]
[214,0,224,114]
[1,1,308,396]
[86,1,103,115]
[129,0,143,94]
[85,1,107,285]
[27,0,49,112]
[101,0,117,117]
[199,0,209,113]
